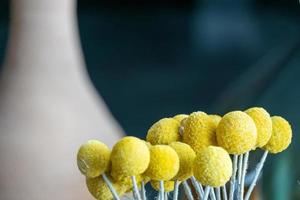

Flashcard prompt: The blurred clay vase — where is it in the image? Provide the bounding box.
[0,0,123,199]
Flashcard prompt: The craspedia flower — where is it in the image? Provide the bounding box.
[173,114,189,136]
[193,146,232,187]
[77,140,110,178]
[263,116,292,154]
[173,114,188,123]
[86,176,126,200]
[150,180,175,192]
[169,142,196,181]
[114,174,144,193]
[144,145,180,181]
[182,112,217,153]
[245,107,272,148]
[146,118,181,145]
[141,174,151,184]
[209,114,222,129]
[216,111,257,154]
[110,136,150,180]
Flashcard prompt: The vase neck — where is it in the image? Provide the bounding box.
[12,0,76,17]
[3,0,86,74]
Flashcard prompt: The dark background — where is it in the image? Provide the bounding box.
[1,0,300,199]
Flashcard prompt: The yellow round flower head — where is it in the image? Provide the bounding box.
[110,137,150,179]
[173,114,189,136]
[144,145,180,181]
[263,116,292,154]
[209,114,222,129]
[216,111,257,154]
[77,140,111,178]
[193,146,232,187]
[86,176,126,200]
[150,180,175,192]
[245,107,272,148]
[169,142,196,181]
[146,118,181,145]
[182,112,217,153]
[114,174,143,193]
[173,114,188,123]
[141,174,151,184]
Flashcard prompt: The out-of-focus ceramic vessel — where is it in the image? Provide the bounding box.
[0,0,123,199]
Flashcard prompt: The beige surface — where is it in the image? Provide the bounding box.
[0,0,124,199]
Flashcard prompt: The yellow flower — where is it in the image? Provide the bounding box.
[216,111,257,154]
[182,112,217,154]
[173,114,188,123]
[112,174,144,193]
[173,114,189,135]
[169,142,196,181]
[150,180,175,192]
[245,107,272,148]
[110,137,150,179]
[86,175,126,200]
[146,118,181,145]
[77,140,110,178]
[193,146,232,187]
[144,145,179,181]
[263,116,292,154]
[209,114,222,129]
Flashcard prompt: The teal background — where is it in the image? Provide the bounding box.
[1,0,300,199]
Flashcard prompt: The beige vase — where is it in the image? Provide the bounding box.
[0,0,123,199]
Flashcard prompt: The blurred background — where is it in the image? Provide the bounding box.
[0,0,300,199]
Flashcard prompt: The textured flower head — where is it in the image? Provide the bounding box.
[147,118,181,145]
[86,175,126,200]
[216,111,257,154]
[169,142,196,181]
[173,114,188,123]
[193,146,232,187]
[245,107,272,148]
[77,140,111,178]
[182,112,217,154]
[110,136,150,179]
[144,145,179,181]
[263,116,292,154]
[209,114,222,129]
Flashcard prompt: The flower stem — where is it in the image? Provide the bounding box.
[191,176,204,198]
[131,176,142,200]
[182,181,194,200]
[159,180,164,200]
[172,180,180,200]
[229,155,238,200]
[240,152,249,200]
[244,151,268,200]
[102,174,121,200]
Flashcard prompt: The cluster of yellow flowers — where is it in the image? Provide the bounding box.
[77,107,292,200]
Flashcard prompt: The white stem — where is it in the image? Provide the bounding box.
[240,152,249,200]
[141,181,147,200]
[222,185,228,200]
[102,174,121,200]
[237,154,244,200]
[191,176,204,198]
[229,155,238,200]
[164,192,168,200]
[160,180,165,200]
[210,188,217,200]
[182,181,194,200]
[172,180,180,200]
[215,187,221,200]
[244,151,268,200]
[131,176,142,200]
[203,187,211,200]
